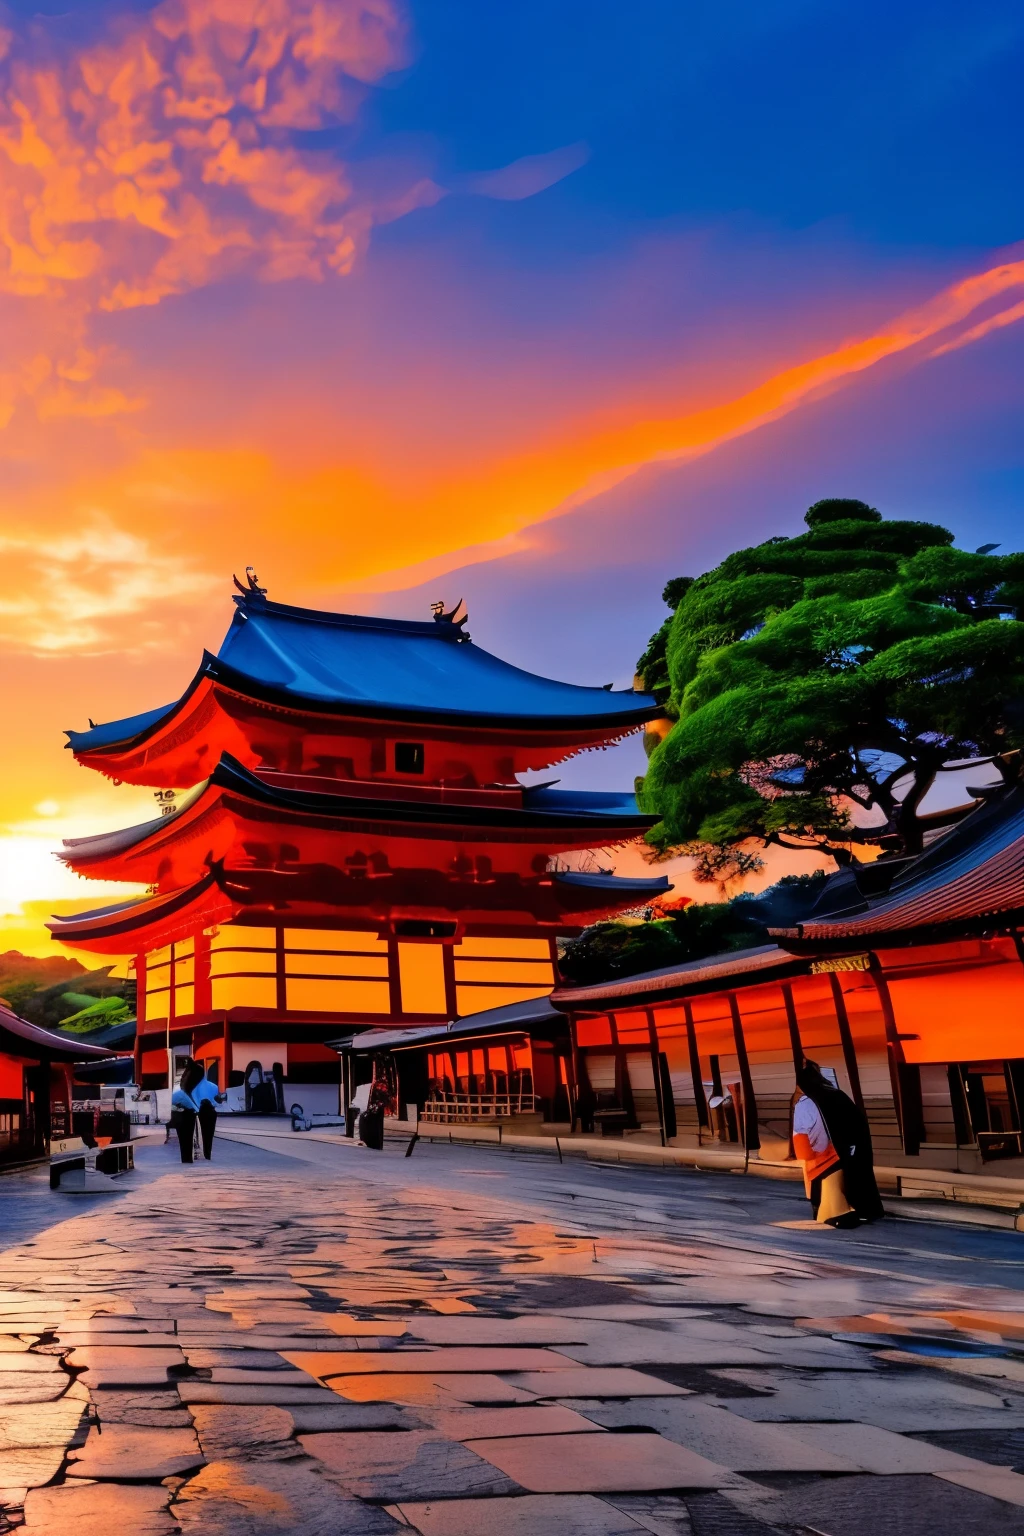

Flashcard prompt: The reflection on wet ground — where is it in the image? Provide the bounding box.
[1,1130,1023,1534]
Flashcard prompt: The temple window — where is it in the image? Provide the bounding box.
[394,742,425,775]
[452,935,554,1016]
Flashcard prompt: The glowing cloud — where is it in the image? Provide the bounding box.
[339,252,1024,591]
[0,513,217,652]
[0,0,408,421]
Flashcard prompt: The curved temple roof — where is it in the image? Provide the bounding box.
[50,865,673,952]
[58,753,657,882]
[46,873,232,953]
[777,786,1024,944]
[56,749,660,897]
[67,591,661,755]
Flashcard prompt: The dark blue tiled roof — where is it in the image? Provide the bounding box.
[69,702,177,752]
[786,786,1024,941]
[68,593,660,753]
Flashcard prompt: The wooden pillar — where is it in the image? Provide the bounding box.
[222,1012,232,1093]
[870,962,922,1156]
[610,1013,638,1128]
[645,1008,667,1147]
[566,1014,582,1132]
[828,972,865,1110]
[728,992,760,1152]
[275,927,287,1014]
[388,936,403,1020]
[442,942,458,1020]
[683,999,710,1136]
[342,1049,354,1135]
[780,981,803,1074]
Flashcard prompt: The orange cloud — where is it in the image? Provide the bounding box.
[340,252,1024,587]
[0,0,408,421]
[0,513,217,652]
[2,251,1022,656]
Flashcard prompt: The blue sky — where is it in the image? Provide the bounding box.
[0,0,1022,923]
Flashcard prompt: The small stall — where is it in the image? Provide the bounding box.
[332,995,574,1132]
[0,1003,114,1164]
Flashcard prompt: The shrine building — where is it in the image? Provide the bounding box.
[51,579,669,1109]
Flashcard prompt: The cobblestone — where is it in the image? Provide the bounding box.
[1,1130,1023,1533]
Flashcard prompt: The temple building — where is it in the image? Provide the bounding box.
[51,579,668,1109]
[551,782,1024,1171]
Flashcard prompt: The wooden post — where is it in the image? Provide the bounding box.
[222,1011,232,1094]
[870,962,922,1156]
[442,941,458,1020]
[728,993,760,1152]
[275,926,287,1014]
[683,999,710,1137]
[828,971,865,1110]
[342,1049,354,1134]
[567,1013,583,1132]
[645,1008,667,1147]
[780,981,803,1074]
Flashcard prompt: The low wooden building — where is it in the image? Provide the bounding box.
[552,786,1024,1173]
[0,1004,113,1164]
[333,995,572,1131]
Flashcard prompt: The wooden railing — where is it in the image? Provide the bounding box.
[421,1084,535,1123]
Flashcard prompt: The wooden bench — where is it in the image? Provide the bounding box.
[50,1135,135,1192]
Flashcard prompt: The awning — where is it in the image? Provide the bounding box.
[0,1005,115,1062]
[332,993,565,1055]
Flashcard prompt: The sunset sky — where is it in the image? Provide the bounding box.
[1,0,1022,956]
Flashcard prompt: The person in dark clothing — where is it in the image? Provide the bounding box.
[190,1064,227,1160]
[796,1059,885,1222]
[357,1079,388,1150]
[171,1062,201,1163]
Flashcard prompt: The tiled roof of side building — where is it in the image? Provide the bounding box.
[777,785,1024,943]
[551,943,809,1010]
[330,994,566,1055]
[67,591,662,753]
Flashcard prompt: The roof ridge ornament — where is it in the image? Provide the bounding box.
[430,597,469,640]
[233,567,268,604]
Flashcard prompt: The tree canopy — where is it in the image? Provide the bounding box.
[636,499,1024,868]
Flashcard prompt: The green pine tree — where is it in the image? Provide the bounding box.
[637,499,1024,875]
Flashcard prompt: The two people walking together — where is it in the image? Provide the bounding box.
[170,1058,225,1164]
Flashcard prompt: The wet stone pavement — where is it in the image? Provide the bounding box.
[1,1130,1024,1535]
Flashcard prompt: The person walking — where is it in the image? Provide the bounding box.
[170,1063,201,1164]
[357,1078,388,1150]
[792,1062,858,1228]
[797,1058,885,1223]
[190,1063,227,1161]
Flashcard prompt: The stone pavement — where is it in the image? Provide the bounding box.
[2,1132,1024,1535]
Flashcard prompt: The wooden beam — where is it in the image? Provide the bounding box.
[728,992,760,1152]
[828,972,865,1110]
[683,999,710,1134]
[780,981,803,1074]
[645,1008,667,1147]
